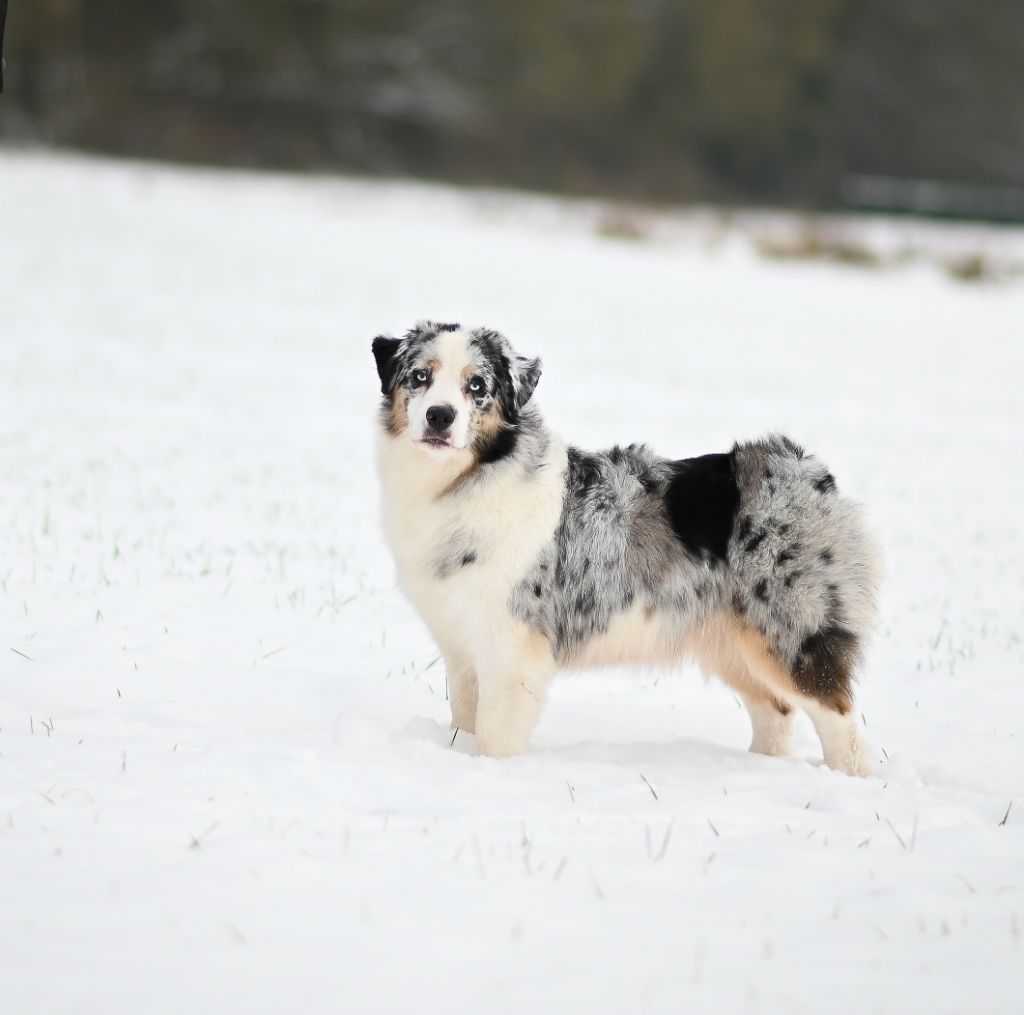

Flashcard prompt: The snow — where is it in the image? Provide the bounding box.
[1,149,1022,1015]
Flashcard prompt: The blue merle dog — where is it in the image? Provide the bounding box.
[373,321,882,774]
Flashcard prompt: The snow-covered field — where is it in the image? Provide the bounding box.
[2,150,1022,1015]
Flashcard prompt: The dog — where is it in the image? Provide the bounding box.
[372,320,882,775]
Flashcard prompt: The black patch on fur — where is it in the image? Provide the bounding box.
[744,531,767,553]
[436,322,460,332]
[638,468,660,494]
[791,624,858,707]
[371,335,402,394]
[779,436,806,459]
[815,473,837,494]
[825,584,844,622]
[819,548,834,564]
[567,448,604,493]
[777,548,796,565]
[476,426,519,465]
[784,570,802,588]
[754,578,769,601]
[436,546,477,580]
[533,584,542,598]
[664,453,739,563]
[576,589,596,613]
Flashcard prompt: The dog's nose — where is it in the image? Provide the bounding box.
[425,404,456,432]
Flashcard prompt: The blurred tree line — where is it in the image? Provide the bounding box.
[3,0,1023,211]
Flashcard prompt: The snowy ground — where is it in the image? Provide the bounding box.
[2,150,1022,1015]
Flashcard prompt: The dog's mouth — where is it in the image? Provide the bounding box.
[419,436,454,449]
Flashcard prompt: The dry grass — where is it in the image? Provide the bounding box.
[595,208,651,242]
[756,220,1024,284]
[755,224,882,268]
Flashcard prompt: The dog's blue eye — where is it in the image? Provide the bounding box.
[468,376,485,394]
[412,369,429,386]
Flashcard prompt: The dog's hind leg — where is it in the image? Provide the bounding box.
[743,694,795,758]
[800,697,872,777]
[697,640,794,758]
[474,626,555,758]
[732,623,874,777]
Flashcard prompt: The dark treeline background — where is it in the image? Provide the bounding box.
[3,0,1023,212]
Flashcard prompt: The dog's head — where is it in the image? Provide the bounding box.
[372,321,541,461]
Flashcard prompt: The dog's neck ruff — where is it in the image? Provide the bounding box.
[445,407,551,497]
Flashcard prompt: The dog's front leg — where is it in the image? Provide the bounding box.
[440,645,478,734]
[474,627,555,758]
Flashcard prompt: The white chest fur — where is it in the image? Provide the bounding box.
[376,433,568,642]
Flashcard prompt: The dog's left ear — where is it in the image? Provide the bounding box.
[513,355,542,408]
[372,335,402,395]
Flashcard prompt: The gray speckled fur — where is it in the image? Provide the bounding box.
[728,436,880,682]
[510,444,722,659]
[510,434,880,685]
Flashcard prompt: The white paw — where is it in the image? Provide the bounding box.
[475,715,529,757]
[450,712,476,735]
[823,737,880,777]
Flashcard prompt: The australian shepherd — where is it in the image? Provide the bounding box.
[372,321,882,775]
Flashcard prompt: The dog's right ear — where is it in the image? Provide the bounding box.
[372,335,402,395]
